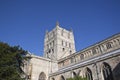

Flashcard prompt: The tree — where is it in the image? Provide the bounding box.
[0,42,27,80]
[66,76,87,80]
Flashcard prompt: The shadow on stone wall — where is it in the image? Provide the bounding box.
[113,62,120,80]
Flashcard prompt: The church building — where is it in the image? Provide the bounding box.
[23,23,120,80]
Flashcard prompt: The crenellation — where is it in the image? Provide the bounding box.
[58,33,120,69]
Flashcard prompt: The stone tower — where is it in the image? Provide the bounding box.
[44,22,76,60]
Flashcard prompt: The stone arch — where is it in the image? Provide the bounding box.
[85,67,93,80]
[102,62,114,80]
[60,75,65,80]
[38,72,46,80]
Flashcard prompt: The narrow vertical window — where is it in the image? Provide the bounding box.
[61,29,63,36]
[53,41,54,46]
[69,43,71,48]
[62,40,63,46]
[66,42,67,46]
[47,44,49,49]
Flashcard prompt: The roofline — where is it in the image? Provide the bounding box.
[58,32,120,62]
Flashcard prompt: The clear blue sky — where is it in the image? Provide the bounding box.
[0,0,120,56]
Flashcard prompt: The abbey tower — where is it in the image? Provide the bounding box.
[44,22,76,60]
[24,23,120,80]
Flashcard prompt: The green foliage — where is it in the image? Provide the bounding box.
[0,42,27,80]
[66,76,87,80]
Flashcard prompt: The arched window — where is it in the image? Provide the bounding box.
[86,68,93,80]
[73,71,77,77]
[102,62,114,80]
[52,78,55,80]
[61,75,65,80]
[38,72,46,80]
